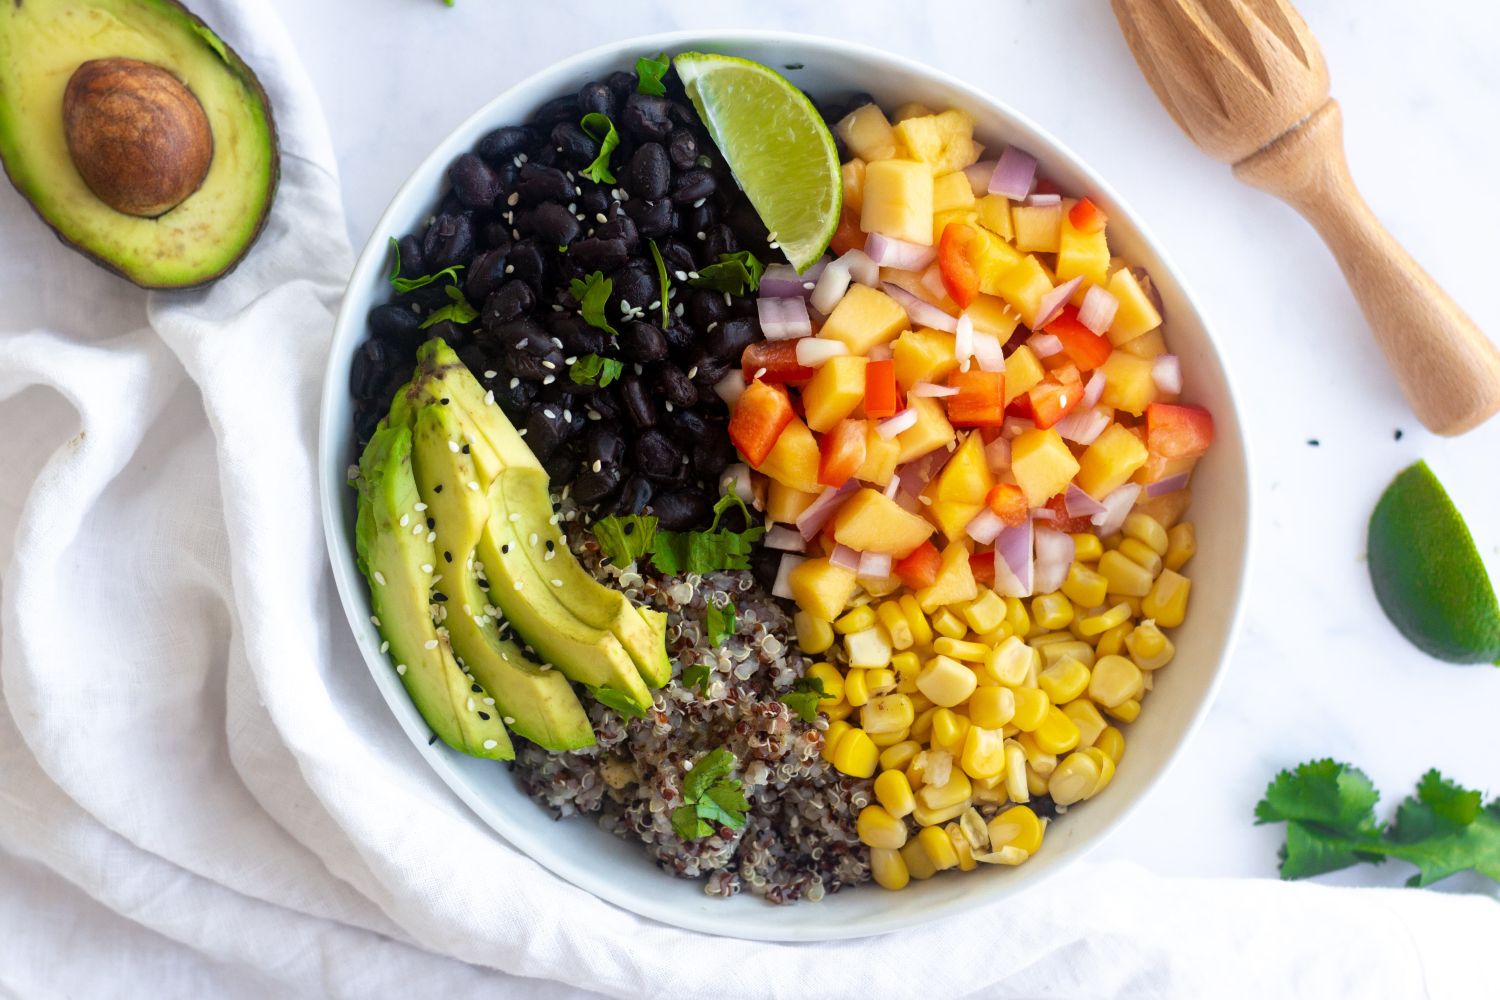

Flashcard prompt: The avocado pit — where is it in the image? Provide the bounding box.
[62,57,213,218]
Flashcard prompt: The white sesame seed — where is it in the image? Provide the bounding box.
[674,270,687,281]
[502,717,516,725]
[369,615,380,626]
[634,363,643,375]
[518,152,528,163]
[551,304,564,313]
[380,641,390,653]
[692,198,706,209]
[567,202,577,213]
[512,230,521,241]
[574,185,582,195]
[373,571,386,586]
[564,356,577,365]
[412,524,423,535]
[696,231,707,240]
[484,369,498,380]
[467,481,479,492]
[484,697,495,705]
[420,563,433,574]
[448,440,460,453]
[484,390,495,405]
[399,514,409,527]
[483,739,498,750]
[543,408,556,419]
[424,639,438,650]
[803,281,816,290]
[592,459,602,472]
[505,191,519,206]
[509,377,520,389]
[665,401,674,412]
[586,410,601,420]
[754,367,767,380]
[551,579,563,587]
[504,264,515,274]
[543,375,555,385]
[427,531,437,542]
[513,581,523,591]
[650,300,661,310]
[724,293,732,306]
[545,549,557,560]
[509,512,522,522]
[396,663,407,676]
[414,502,428,512]
[467,697,475,711]
[529,532,539,546]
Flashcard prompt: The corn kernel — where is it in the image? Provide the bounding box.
[875,770,917,819]
[946,822,978,871]
[831,727,879,777]
[1033,705,1082,754]
[972,781,1007,806]
[1098,550,1153,597]
[795,610,835,655]
[879,739,923,773]
[968,685,1016,729]
[907,690,934,714]
[961,589,1008,634]
[862,693,915,735]
[1031,592,1075,630]
[1010,686,1049,731]
[917,825,959,870]
[976,623,1014,646]
[930,607,967,640]
[844,668,870,708]
[877,601,914,649]
[959,807,990,852]
[1095,726,1125,763]
[1014,732,1058,775]
[929,707,971,751]
[1089,654,1144,708]
[1095,620,1132,658]
[823,700,854,722]
[901,837,937,879]
[1049,751,1102,805]
[1080,745,1117,795]
[1078,602,1133,637]
[1038,656,1091,704]
[899,594,934,647]
[1029,630,1076,647]
[806,663,844,704]
[910,706,937,743]
[857,804,909,849]
[1123,511,1169,556]
[985,635,1035,686]
[870,846,910,890]
[835,605,877,635]
[975,844,1030,865]
[1143,569,1191,628]
[846,625,894,668]
[1040,639,1096,670]
[865,668,898,695]
[869,726,911,747]
[1003,741,1030,802]
[1117,537,1164,577]
[1004,596,1031,636]
[916,655,978,708]
[933,636,989,661]
[1164,522,1196,571]
[1062,562,1109,607]
[1025,763,1050,796]
[1103,698,1141,723]
[960,725,1007,779]
[1062,699,1107,747]
[1070,532,1104,562]
[821,721,851,763]
[912,797,971,827]
[1126,621,1174,670]
[989,804,1045,853]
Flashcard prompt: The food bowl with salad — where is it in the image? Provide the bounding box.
[319,30,1251,940]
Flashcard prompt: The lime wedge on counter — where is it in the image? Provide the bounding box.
[673,53,841,273]
[1368,461,1500,665]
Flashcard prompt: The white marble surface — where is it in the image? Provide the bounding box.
[273,0,1500,890]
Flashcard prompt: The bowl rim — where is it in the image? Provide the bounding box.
[318,28,1254,940]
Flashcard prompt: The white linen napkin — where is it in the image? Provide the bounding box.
[1,3,1497,998]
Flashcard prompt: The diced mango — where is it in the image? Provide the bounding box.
[836,104,898,162]
[893,109,981,175]
[855,423,902,487]
[917,542,979,614]
[932,171,976,213]
[1010,428,1080,507]
[1076,423,1149,499]
[892,102,934,123]
[1119,328,1167,359]
[788,557,860,622]
[766,480,819,524]
[821,284,910,355]
[833,488,936,557]
[862,160,935,245]
[1105,268,1163,345]
[1002,345,1045,405]
[1098,351,1158,416]
[757,416,821,493]
[1056,211,1110,288]
[841,158,867,215]
[976,194,1014,241]
[892,328,959,390]
[933,209,980,238]
[1012,204,1062,253]
[936,432,994,504]
[975,231,1026,296]
[895,394,956,464]
[925,496,984,542]
[964,294,1021,341]
[992,254,1054,330]
[803,355,869,433]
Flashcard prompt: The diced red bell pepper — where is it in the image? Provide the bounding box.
[1028,364,1083,429]
[985,483,1030,527]
[818,418,868,489]
[1034,177,1061,196]
[830,210,865,256]
[1045,494,1095,533]
[946,370,1007,427]
[1046,305,1113,371]
[1068,197,1107,234]
[728,380,794,467]
[742,340,815,384]
[864,359,899,419]
[937,222,985,308]
[1146,403,1215,459]
[969,550,995,586]
[894,539,942,589]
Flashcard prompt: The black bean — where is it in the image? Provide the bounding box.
[612,264,654,312]
[595,214,639,252]
[750,546,782,593]
[587,390,621,422]
[626,198,676,239]
[726,202,771,251]
[354,404,382,447]
[652,488,711,530]
[478,221,513,253]
[705,317,758,362]
[532,93,580,126]
[635,430,686,482]
[693,425,735,478]
[666,101,696,127]
[577,186,610,218]
[571,464,623,506]
[618,475,653,516]
[476,125,533,165]
[689,288,729,329]
[662,319,696,354]
[605,71,637,107]
[529,202,582,247]
[349,339,386,400]
[583,424,627,470]
[656,364,699,407]
[423,319,470,349]
[456,342,489,380]
[670,169,717,205]
[481,281,534,329]
[506,240,546,291]
[629,143,670,200]
[682,203,715,240]
[661,239,696,276]
[622,94,673,141]
[547,314,608,357]
[368,303,423,346]
[570,237,629,272]
[550,122,598,169]
[491,376,536,416]
[448,153,501,209]
[620,375,657,428]
[703,224,738,261]
[620,321,668,362]
[395,234,426,278]
[542,442,579,483]
[688,353,730,392]
[524,402,573,461]
[422,213,474,270]
[666,129,699,171]
[847,92,876,111]
[666,407,708,444]
[465,247,509,304]
[577,80,615,118]
[516,163,574,205]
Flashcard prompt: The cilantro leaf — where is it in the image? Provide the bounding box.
[689,251,766,296]
[705,600,736,646]
[647,239,671,328]
[1254,758,1381,836]
[591,496,763,577]
[418,284,479,329]
[673,748,749,841]
[636,53,670,96]
[671,804,713,840]
[684,747,736,800]
[387,237,465,294]
[593,686,648,720]
[579,113,620,185]
[568,271,617,335]
[681,662,711,693]
[780,676,833,723]
[569,353,624,388]
[591,514,657,568]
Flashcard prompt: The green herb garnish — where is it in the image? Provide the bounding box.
[705,599,737,647]
[387,237,464,294]
[780,676,833,723]
[592,514,656,568]
[636,53,670,96]
[1255,759,1500,886]
[647,239,672,328]
[681,663,712,694]
[593,686,648,720]
[569,353,625,388]
[689,250,766,296]
[579,113,620,185]
[671,748,749,840]
[418,284,479,329]
[591,494,763,576]
[568,271,617,336]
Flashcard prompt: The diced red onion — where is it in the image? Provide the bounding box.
[858,550,893,579]
[1064,483,1107,518]
[865,232,937,271]
[1091,483,1141,537]
[843,249,880,287]
[964,159,999,197]
[883,476,901,499]
[772,553,805,599]
[1153,354,1183,395]
[1146,471,1192,497]
[994,519,1034,597]
[984,435,1011,472]
[794,337,849,367]
[972,332,1006,373]
[1029,332,1063,358]
[894,488,922,514]
[1003,416,1036,438]
[1033,527,1075,594]
[954,313,975,367]
[760,263,811,299]
[1036,276,1084,329]
[1055,406,1112,445]
[919,263,947,301]
[877,409,918,438]
[1082,370,1106,409]
[1030,508,1057,521]
[1026,193,1062,207]
[912,381,960,398]
[829,543,862,572]
[867,343,893,361]
[810,256,853,315]
[989,146,1037,199]
[882,282,958,333]
[719,463,752,503]
[796,482,855,540]
[765,525,806,552]
[966,508,1006,545]
[758,297,813,340]
[714,369,747,406]
[1078,285,1119,335]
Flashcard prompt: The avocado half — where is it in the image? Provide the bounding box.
[0,0,279,289]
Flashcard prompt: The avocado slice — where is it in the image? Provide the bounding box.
[408,405,594,751]
[354,424,512,760]
[413,339,672,688]
[0,0,278,288]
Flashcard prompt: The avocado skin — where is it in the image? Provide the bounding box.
[0,0,279,288]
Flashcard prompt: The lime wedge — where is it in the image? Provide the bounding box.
[673,52,841,273]
[1368,461,1500,665]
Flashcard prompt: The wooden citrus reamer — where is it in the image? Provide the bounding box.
[1110,0,1500,435]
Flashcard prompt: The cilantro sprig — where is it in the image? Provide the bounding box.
[593,686,648,720]
[780,676,834,724]
[682,662,712,694]
[647,239,672,328]
[671,748,749,840]
[1255,759,1500,887]
[579,113,620,185]
[418,284,479,329]
[569,271,617,335]
[592,494,764,576]
[386,237,464,294]
[569,353,624,388]
[705,599,737,647]
[636,53,670,96]
[689,251,766,296]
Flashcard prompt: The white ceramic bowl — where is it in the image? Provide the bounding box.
[319,30,1252,941]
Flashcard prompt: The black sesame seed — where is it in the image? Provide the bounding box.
[478,711,491,720]
[434,484,443,493]
[502,543,510,553]
[546,540,555,551]
[444,551,453,562]
[462,444,470,454]
[471,683,483,693]
[440,397,451,405]
[427,517,436,529]
[433,592,448,602]
[1394,429,1404,441]
[623,522,635,535]
[1307,438,1320,447]
[427,734,438,746]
